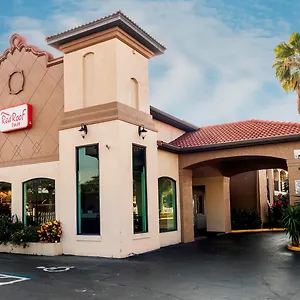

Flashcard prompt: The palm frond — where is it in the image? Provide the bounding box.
[288,32,300,53]
[273,32,300,101]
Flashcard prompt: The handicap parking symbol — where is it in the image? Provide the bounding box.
[37,266,74,273]
[0,273,30,286]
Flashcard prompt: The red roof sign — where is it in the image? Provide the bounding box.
[0,104,32,133]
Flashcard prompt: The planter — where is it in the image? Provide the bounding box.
[287,243,300,252]
[0,242,62,256]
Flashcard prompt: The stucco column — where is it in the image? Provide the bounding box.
[11,182,23,219]
[179,169,194,243]
[204,177,231,232]
[267,169,274,204]
[287,159,300,204]
[257,170,268,223]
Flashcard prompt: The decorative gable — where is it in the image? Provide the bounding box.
[0,34,64,166]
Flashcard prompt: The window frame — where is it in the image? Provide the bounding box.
[158,176,177,233]
[132,144,148,234]
[76,143,100,236]
[22,177,56,226]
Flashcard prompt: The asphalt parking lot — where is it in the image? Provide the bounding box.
[0,232,299,300]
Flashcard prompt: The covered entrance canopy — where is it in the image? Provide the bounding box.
[158,119,300,243]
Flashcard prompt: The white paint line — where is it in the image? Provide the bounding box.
[0,274,30,286]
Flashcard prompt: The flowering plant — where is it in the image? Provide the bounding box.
[38,220,62,243]
[272,193,290,209]
[269,193,290,227]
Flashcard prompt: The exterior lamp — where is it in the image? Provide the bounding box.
[138,125,147,139]
[79,123,88,138]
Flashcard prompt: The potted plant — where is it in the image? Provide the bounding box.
[283,204,300,251]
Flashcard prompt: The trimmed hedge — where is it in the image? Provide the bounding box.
[231,208,262,230]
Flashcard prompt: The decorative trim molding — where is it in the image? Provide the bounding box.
[0,33,60,67]
[0,155,59,168]
[60,102,157,132]
[46,10,166,56]
[8,70,25,95]
[58,27,154,58]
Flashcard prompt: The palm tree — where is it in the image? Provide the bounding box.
[283,204,300,247]
[273,32,300,113]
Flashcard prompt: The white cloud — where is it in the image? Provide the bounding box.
[1,0,299,126]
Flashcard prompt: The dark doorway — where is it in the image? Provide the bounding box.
[193,185,206,237]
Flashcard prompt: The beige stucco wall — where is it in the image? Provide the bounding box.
[154,120,185,143]
[59,120,160,258]
[157,149,181,247]
[116,40,150,113]
[193,176,231,232]
[230,171,257,210]
[64,39,149,113]
[64,39,116,111]
[0,161,59,220]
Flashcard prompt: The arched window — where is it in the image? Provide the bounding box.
[23,178,55,226]
[0,182,11,216]
[158,177,177,232]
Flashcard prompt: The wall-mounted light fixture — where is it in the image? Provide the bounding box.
[138,125,147,139]
[79,123,88,138]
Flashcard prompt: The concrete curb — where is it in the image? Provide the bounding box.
[287,243,300,252]
[231,228,285,233]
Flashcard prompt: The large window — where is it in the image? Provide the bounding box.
[133,145,148,234]
[77,144,100,235]
[158,177,177,232]
[23,178,55,226]
[0,182,11,216]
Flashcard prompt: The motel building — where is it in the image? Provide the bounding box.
[1,11,300,258]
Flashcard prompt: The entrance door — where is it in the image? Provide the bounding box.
[193,186,206,236]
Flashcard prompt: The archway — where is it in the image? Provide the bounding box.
[178,151,291,243]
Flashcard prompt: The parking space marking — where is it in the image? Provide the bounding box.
[0,273,30,286]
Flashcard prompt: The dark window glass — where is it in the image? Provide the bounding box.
[77,145,100,235]
[133,145,148,234]
[23,178,55,225]
[0,182,11,216]
[158,177,177,232]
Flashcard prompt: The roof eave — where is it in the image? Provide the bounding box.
[150,106,199,132]
[162,133,300,154]
[157,141,180,154]
[46,13,166,55]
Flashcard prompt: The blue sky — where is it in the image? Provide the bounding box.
[2,0,300,126]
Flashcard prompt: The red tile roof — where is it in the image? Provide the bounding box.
[170,119,300,148]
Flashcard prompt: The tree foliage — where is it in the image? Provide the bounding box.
[273,32,300,113]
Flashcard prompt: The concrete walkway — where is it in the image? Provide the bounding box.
[0,232,299,299]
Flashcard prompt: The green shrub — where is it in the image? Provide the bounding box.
[0,215,23,245]
[11,225,40,248]
[0,215,62,247]
[231,208,262,230]
[283,204,300,247]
